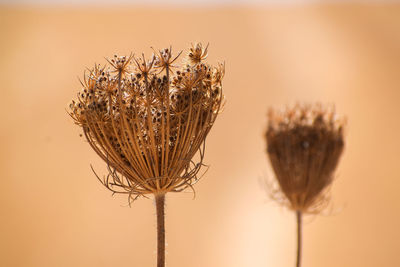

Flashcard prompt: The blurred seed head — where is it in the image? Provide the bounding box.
[68,44,224,203]
[265,103,345,214]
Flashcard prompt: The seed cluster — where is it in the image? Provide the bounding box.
[266,104,345,213]
[68,44,224,200]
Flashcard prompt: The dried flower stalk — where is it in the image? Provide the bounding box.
[68,43,224,267]
[265,103,345,267]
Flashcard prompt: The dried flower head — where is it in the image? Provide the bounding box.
[265,103,345,214]
[186,43,209,65]
[68,44,224,202]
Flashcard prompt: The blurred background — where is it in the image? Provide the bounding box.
[1,0,400,266]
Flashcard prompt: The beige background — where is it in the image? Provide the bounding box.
[1,3,400,267]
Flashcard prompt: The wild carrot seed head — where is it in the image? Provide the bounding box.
[265,103,345,213]
[68,43,224,202]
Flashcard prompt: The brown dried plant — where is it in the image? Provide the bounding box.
[68,43,224,267]
[265,103,345,267]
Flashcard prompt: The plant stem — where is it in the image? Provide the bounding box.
[296,210,302,267]
[155,193,166,267]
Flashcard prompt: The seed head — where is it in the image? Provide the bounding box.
[186,43,209,65]
[265,103,345,213]
[68,44,224,203]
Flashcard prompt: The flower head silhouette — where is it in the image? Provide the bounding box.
[265,103,345,267]
[68,43,224,267]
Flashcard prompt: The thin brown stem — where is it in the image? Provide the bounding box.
[155,194,166,267]
[296,210,302,267]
